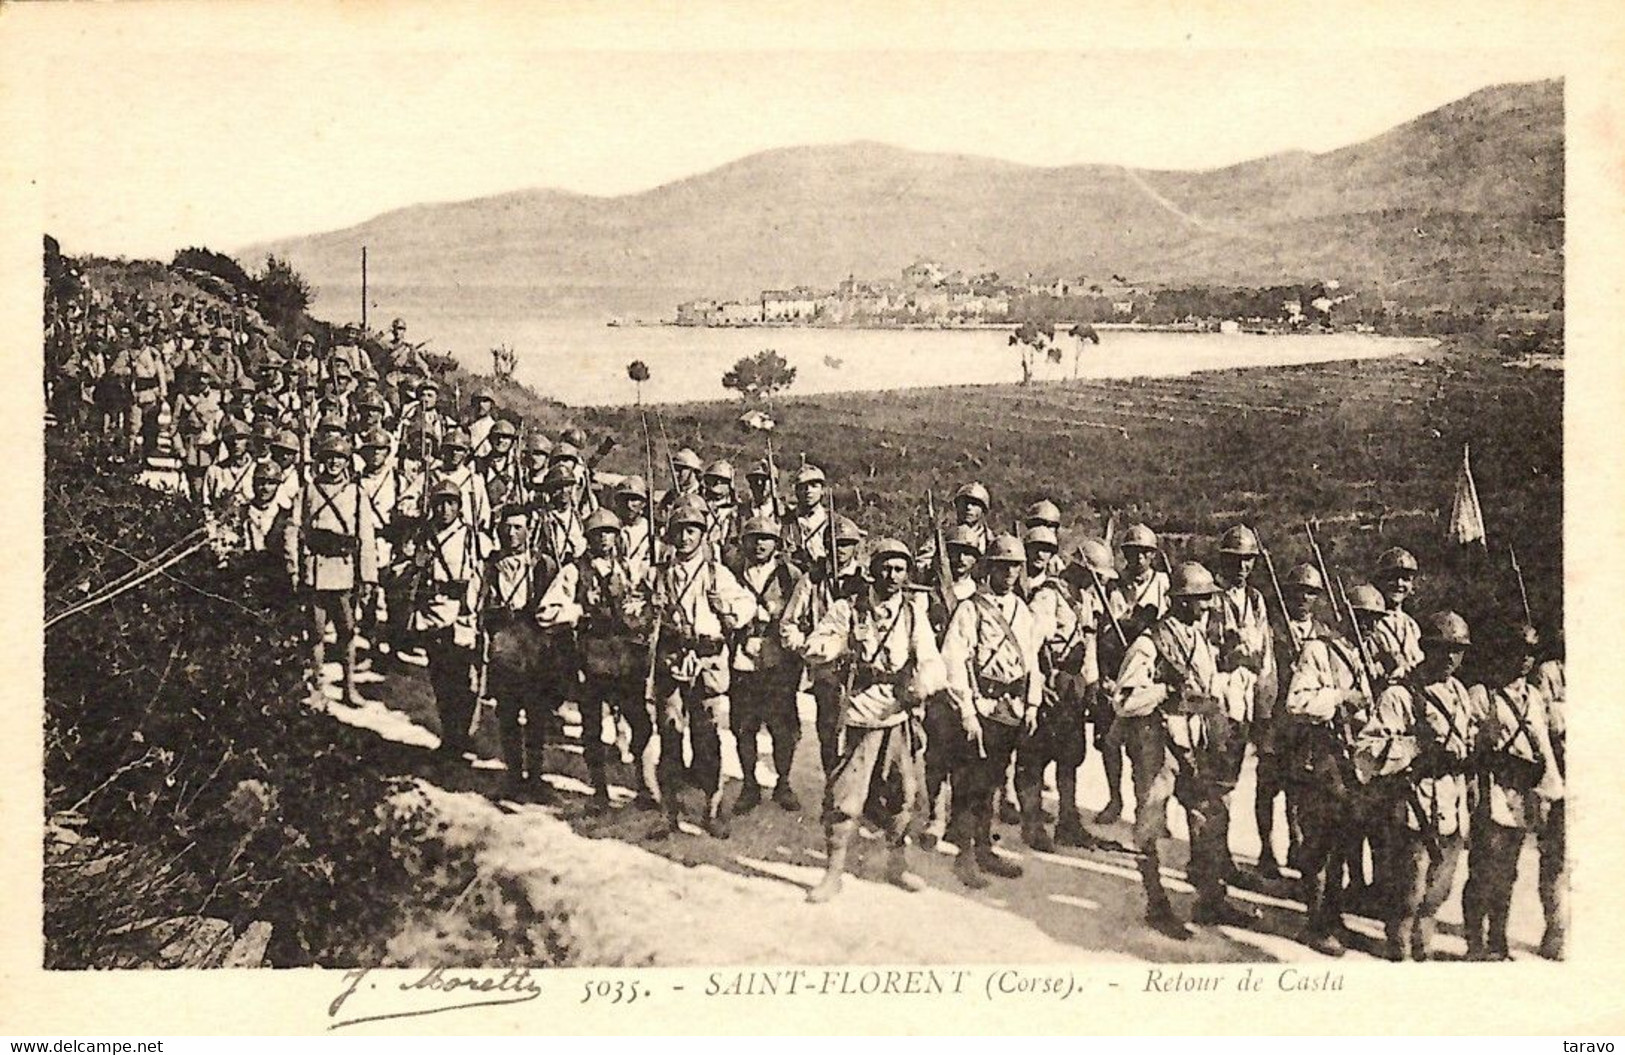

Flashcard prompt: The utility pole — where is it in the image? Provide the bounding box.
[360,246,368,333]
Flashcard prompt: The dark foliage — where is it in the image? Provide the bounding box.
[249,254,313,343]
[171,247,253,293]
[721,348,797,403]
[43,431,425,967]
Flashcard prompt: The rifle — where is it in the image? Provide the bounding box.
[639,412,663,705]
[1509,544,1533,627]
[1085,562,1129,651]
[925,490,953,618]
[1259,543,1302,661]
[1303,521,1344,633]
[765,434,784,520]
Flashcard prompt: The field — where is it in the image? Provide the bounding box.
[559,340,1562,670]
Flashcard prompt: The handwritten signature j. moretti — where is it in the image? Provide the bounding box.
[328,967,543,1030]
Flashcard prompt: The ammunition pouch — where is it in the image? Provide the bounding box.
[307,528,358,558]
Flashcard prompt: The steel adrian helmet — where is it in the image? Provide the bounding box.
[1422,610,1471,648]
[671,447,704,473]
[359,427,391,451]
[794,463,826,486]
[1170,561,1220,598]
[742,515,781,540]
[1346,584,1386,613]
[834,515,863,544]
[317,435,353,460]
[1283,563,1325,592]
[945,524,985,555]
[1120,523,1159,551]
[1376,547,1420,575]
[490,418,518,439]
[584,508,623,535]
[703,459,734,481]
[1218,525,1261,556]
[1024,499,1062,527]
[869,538,912,569]
[1069,538,1118,580]
[953,481,991,508]
[441,428,471,452]
[616,474,648,499]
[668,495,710,530]
[428,478,462,507]
[987,534,1026,564]
[1023,525,1058,551]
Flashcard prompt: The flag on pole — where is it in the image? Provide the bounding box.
[1448,442,1487,547]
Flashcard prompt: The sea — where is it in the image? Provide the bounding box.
[308,284,1433,408]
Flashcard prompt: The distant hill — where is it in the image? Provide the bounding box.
[243,78,1562,317]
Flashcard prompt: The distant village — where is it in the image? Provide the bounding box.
[672,259,1366,333]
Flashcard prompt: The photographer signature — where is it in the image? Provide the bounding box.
[328,967,543,1030]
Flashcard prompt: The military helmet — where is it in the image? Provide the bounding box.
[869,537,912,569]
[794,463,826,485]
[616,474,648,499]
[417,377,440,393]
[427,478,462,507]
[1120,523,1159,551]
[1068,537,1118,580]
[703,459,734,481]
[358,426,391,451]
[526,432,552,455]
[668,494,709,530]
[354,391,386,413]
[442,428,471,452]
[953,481,991,508]
[584,508,623,536]
[742,514,781,540]
[251,418,277,442]
[671,447,704,473]
[987,534,1026,564]
[1283,563,1325,592]
[1422,610,1471,647]
[316,435,353,459]
[560,427,588,449]
[945,524,985,555]
[1346,584,1386,613]
[271,429,300,453]
[746,460,772,480]
[1023,524,1058,551]
[541,463,575,490]
[1376,547,1420,575]
[490,418,518,439]
[833,515,863,544]
[1024,499,1062,528]
[252,462,283,486]
[1218,524,1261,556]
[220,417,251,441]
[1170,561,1220,598]
[549,441,581,463]
[472,389,494,405]
[212,326,233,341]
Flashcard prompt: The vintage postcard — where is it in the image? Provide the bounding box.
[2,0,1623,1037]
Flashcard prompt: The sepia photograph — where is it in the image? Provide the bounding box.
[6,1,1622,1040]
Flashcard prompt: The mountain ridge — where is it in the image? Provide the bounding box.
[244,78,1562,315]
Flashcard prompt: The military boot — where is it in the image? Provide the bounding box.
[704,790,731,839]
[885,843,927,893]
[807,821,857,904]
[1140,854,1189,939]
[975,811,1025,878]
[951,819,990,889]
[734,781,762,815]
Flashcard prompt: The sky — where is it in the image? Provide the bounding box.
[7,3,1571,260]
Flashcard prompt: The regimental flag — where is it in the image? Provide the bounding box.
[1448,442,1487,547]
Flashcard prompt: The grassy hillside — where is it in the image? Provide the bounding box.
[247,80,1562,315]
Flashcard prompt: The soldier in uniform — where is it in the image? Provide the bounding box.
[781,513,865,782]
[1368,547,1423,682]
[615,476,656,582]
[919,523,984,847]
[1096,523,1170,825]
[742,459,783,523]
[648,495,757,839]
[656,447,705,525]
[782,463,830,570]
[1534,645,1567,959]
[478,419,522,509]
[1115,562,1262,937]
[799,538,945,903]
[238,461,295,583]
[397,378,450,452]
[355,427,397,654]
[1282,574,1381,956]
[1354,610,1477,961]
[530,464,586,571]
[726,515,805,814]
[1462,622,1563,960]
[466,391,498,456]
[941,535,1042,888]
[480,504,553,800]
[289,434,378,707]
[202,418,257,517]
[1212,525,1279,879]
[410,479,484,757]
[437,428,492,549]
[537,508,654,810]
[1020,536,1119,851]
[702,460,740,551]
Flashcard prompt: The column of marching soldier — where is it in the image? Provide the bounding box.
[47,292,1568,963]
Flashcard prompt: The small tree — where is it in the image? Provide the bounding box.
[722,348,796,403]
[250,254,312,342]
[627,359,651,405]
[1008,322,1057,385]
[172,246,253,292]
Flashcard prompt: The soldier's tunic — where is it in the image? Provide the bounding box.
[783,505,831,571]
[173,390,222,476]
[1283,628,1369,937]
[1101,569,1170,738]
[467,414,497,457]
[289,477,379,594]
[410,518,483,754]
[482,545,553,787]
[1369,609,1424,684]
[1115,614,1258,901]
[804,588,943,841]
[650,550,756,803]
[357,465,398,631]
[621,515,657,584]
[531,504,586,569]
[539,551,652,794]
[439,462,492,543]
[781,560,866,779]
[1355,673,1475,959]
[202,455,257,517]
[1534,658,1567,957]
[941,588,1043,852]
[1016,575,1093,799]
[728,553,804,789]
[706,498,740,554]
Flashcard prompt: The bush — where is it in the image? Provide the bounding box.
[250,254,312,343]
[172,247,253,293]
[43,431,424,966]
